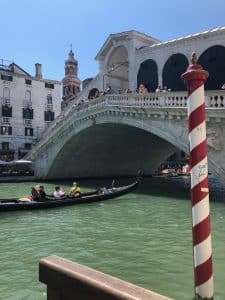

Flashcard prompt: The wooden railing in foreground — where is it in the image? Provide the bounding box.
[39,255,173,300]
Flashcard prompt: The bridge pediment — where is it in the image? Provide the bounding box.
[95,30,160,61]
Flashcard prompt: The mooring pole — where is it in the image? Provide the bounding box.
[181,53,213,300]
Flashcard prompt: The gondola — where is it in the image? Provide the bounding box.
[0,179,139,212]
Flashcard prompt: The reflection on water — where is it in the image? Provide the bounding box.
[0,177,224,300]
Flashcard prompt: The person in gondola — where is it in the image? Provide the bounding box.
[53,186,66,198]
[69,182,81,197]
[39,186,47,200]
[31,185,41,201]
[32,185,48,202]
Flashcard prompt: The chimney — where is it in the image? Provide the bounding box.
[35,63,42,79]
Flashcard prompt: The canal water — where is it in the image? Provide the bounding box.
[0,177,224,300]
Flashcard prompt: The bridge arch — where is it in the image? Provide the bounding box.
[36,113,188,179]
[105,46,129,91]
[162,53,188,91]
[198,45,225,90]
[137,59,158,92]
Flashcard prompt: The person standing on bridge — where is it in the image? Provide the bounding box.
[138,83,148,94]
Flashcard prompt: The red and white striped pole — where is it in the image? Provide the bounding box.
[181,53,213,300]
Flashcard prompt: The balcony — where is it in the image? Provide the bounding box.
[45,104,53,111]
[1,117,11,125]
[24,119,33,127]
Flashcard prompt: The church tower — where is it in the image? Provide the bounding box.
[62,47,81,109]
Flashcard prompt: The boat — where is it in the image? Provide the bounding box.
[0,179,139,212]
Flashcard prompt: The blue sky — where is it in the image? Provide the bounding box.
[1,0,224,81]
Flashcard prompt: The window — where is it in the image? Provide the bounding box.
[45,82,54,89]
[2,142,9,150]
[3,87,10,100]
[25,90,31,102]
[25,127,33,136]
[1,74,13,81]
[24,90,32,109]
[44,111,55,121]
[0,126,12,135]
[25,79,32,85]
[24,143,32,150]
[2,105,12,117]
[23,108,33,119]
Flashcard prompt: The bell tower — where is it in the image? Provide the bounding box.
[62,46,81,109]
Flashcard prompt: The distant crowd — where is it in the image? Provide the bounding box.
[87,84,172,101]
[56,83,172,122]
[86,82,225,99]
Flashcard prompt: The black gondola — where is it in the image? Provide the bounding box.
[0,180,139,212]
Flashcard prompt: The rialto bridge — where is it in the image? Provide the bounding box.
[27,90,225,182]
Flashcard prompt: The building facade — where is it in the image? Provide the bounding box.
[64,27,225,170]
[0,60,61,161]
[97,28,225,93]
[72,26,225,103]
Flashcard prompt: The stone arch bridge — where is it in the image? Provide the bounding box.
[27,91,225,183]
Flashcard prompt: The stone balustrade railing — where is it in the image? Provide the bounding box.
[105,90,225,107]
[28,90,225,159]
[207,90,225,107]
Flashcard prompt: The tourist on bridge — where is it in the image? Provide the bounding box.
[138,83,148,94]
[88,88,100,99]
[155,85,162,93]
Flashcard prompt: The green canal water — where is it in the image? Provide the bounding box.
[0,177,224,300]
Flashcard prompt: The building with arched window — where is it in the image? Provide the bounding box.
[72,26,225,101]
[0,60,61,161]
[65,26,225,168]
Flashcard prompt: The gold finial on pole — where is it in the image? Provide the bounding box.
[191,52,198,64]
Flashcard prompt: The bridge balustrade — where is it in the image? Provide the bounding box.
[207,90,225,107]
